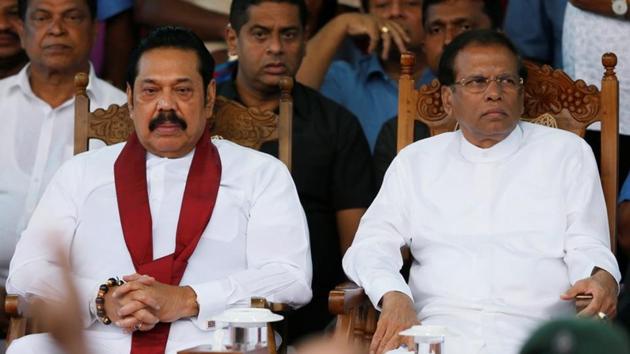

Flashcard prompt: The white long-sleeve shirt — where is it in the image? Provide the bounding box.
[7,138,312,354]
[0,64,126,284]
[343,122,620,354]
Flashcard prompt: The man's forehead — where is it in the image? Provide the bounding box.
[242,2,302,30]
[453,44,518,75]
[136,48,201,83]
[0,0,17,9]
[426,0,487,24]
[27,0,88,12]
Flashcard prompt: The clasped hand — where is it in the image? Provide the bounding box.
[103,274,198,333]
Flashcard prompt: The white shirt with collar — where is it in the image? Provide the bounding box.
[0,64,126,285]
[6,138,312,354]
[344,122,620,354]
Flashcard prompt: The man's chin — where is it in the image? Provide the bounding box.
[0,47,23,58]
[146,141,192,158]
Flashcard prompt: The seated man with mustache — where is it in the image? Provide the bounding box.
[6,26,312,354]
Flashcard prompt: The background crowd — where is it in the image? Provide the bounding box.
[2,0,630,353]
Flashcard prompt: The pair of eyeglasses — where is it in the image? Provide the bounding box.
[452,75,524,93]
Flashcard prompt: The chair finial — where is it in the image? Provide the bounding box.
[602,52,617,77]
[74,72,89,95]
[279,76,293,101]
[400,52,415,76]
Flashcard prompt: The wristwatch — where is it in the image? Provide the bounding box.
[612,0,628,16]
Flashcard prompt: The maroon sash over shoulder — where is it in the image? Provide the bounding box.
[114,128,221,354]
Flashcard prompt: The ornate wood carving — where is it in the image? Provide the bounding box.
[414,79,456,135]
[522,112,558,129]
[211,96,279,150]
[409,60,603,137]
[522,61,601,136]
[88,104,134,145]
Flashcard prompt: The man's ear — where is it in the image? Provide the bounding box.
[126,84,134,117]
[441,85,454,117]
[225,24,238,57]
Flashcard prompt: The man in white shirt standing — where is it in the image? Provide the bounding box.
[0,0,125,292]
[6,26,312,353]
[343,29,620,354]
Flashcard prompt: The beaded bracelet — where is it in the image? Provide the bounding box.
[95,277,124,325]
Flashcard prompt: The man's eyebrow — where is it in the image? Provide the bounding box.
[249,24,271,31]
[173,78,193,85]
[280,25,300,31]
[451,18,473,25]
[427,19,445,27]
[139,78,193,85]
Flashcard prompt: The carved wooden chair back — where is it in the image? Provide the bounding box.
[73,73,133,154]
[210,76,294,171]
[73,73,294,171]
[330,52,620,351]
[397,52,620,250]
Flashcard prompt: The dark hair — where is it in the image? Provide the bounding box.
[437,29,527,86]
[313,0,338,34]
[422,0,503,30]
[229,0,308,33]
[125,26,215,95]
[18,0,97,20]
[361,0,369,12]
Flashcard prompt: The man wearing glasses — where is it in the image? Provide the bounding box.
[343,30,620,354]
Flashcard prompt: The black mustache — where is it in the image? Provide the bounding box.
[148,111,187,131]
[0,29,19,40]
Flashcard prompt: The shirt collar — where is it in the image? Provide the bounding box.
[217,71,308,119]
[10,62,99,101]
[458,122,524,163]
[359,53,431,89]
[359,54,388,83]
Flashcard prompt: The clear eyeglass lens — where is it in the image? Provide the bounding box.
[460,75,522,93]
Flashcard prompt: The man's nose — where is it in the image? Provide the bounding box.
[484,80,504,100]
[47,16,67,35]
[156,95,175,111]
[0,14,11,30]
[443,27,457,47]
[267,33,283,54]
[386,0,403,19]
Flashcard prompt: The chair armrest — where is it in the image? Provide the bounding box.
[328,281,366,315]
[250,297,290,354]
[4,294,27,346]
[329,282,377,350]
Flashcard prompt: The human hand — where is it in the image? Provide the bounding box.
[103,275,160,332]
[370,291,419,354]
[561,268,618,318]
[337,13,410,60]
[112,274,198,326]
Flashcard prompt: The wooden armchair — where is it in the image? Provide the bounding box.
[398,52,619,249]
[73,73,294,171]
[331,53,620,349]
[4,73,295,349]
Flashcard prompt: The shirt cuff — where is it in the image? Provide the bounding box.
[364,275,413,312]
[188,278,234,330]
[75,278,101,328]
[568,258,621,289]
